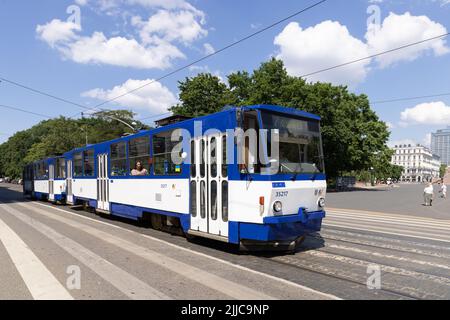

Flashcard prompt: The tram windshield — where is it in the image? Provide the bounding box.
[260,111,325,174]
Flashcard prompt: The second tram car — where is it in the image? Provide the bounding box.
[24,105,327,250]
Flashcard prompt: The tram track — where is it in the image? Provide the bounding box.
[258,252,418,300]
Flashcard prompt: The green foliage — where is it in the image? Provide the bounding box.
[0,110,149,178]
[171,58,392,178]
[440,164,448,178]
[169,73,235,117]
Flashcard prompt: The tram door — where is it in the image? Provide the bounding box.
[97,154,110,212]
[66,160,73,204]
[49,164,55,201]
[190,133,228,238]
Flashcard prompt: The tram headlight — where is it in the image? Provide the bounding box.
[318,198,325,208]
[273,201,283,213]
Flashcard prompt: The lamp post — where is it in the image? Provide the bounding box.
[80,127,88,146]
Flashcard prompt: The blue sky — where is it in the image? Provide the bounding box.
[1,0,450,146]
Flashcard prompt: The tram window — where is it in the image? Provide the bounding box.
[56,158,66,179]
[222,181,228,222]
[211,181,217,221]
[200,139,205,178]
[110,142,127,176]
[74,152,83,177]
[210,137,217,178]
[190,181,197,217]
[153,129,183,175]
[129,136,150,176]
[190,140,196,178]
[83,150,95,177]
[200,181,206,219]
[222,135,227,177]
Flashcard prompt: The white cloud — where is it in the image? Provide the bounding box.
[366,12,449,68]
[75,0,88,6]
[274,21,371,86]
[131,9,207,46]
[400,101,450,125]
[36,20,185,69]
[274,12,449,86]
[36,19,80,47]
[203,43,215,55]
[36,1,207,69]
[82,79,178,114]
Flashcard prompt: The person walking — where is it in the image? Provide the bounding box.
[441,184,447,199]
[424,183,434,206]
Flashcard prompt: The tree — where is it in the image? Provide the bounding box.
[0,110,148,179]
[169,73,235,117]
[171,59,391,178]
[440,164,448,178]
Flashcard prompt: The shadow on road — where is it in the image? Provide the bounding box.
[0,184,29,204]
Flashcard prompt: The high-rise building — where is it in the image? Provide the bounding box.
[391,144,441,182]
[431,127,450,166]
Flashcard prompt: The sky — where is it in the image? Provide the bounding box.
[1,0,450,147]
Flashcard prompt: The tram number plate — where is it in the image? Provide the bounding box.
[275,191,288,198]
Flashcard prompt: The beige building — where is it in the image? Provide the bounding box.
[391,144,441,183]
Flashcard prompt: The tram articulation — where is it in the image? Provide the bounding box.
[23,105,327,250]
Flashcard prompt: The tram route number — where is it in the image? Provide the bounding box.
[180,304,270,318]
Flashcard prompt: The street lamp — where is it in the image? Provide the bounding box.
[80,127,88,146]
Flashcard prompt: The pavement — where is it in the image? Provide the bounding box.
[326,183,450,220]
[0,182,449,300]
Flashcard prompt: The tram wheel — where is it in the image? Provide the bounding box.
[150,214,163,231]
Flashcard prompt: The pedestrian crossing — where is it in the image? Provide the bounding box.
[324,208,450,243]
[0,201,337,300]
[1,199,449,300]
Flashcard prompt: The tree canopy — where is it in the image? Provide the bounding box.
[170,58,393,178]
[0,110,148,178]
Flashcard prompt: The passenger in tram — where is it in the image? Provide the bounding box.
[131,161,148,176]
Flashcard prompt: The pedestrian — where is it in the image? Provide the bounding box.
[423,183,434,206]
[441,184,447,199]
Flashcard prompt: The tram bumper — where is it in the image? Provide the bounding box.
[238,209,326,251]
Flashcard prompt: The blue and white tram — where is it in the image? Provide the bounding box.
[24,105,327,250]
[27,156,67,202]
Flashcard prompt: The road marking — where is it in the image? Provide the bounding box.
[320,232,450,260]
[325,243,450,271]
[322,228,450,252]
[30,201,340,300]
[0,207,73,300]
[327,212,450,230]
[2,204,171,300]
[328,213,450,235]
[21,203,277,300]
[305,250,450,287]
[324,221,450,243]
[327,208,450,225]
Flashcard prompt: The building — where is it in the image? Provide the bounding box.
[391,144,441,183]
[431,127,450,166]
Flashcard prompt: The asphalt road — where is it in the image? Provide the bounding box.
[0,183,449,300]
[327,183,450,220]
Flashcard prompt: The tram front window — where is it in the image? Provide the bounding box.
[261,111,324,174]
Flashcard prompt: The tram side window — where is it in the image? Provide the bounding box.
[153,129,183,175]
[56,158,66,179]
[74,152,83,177]
[110,142,127,176]
[83,150,95,177]
[129,136,150,176]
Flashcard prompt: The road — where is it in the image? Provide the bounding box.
[0,183,449,300]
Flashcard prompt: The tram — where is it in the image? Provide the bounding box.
[23,105,327,250]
